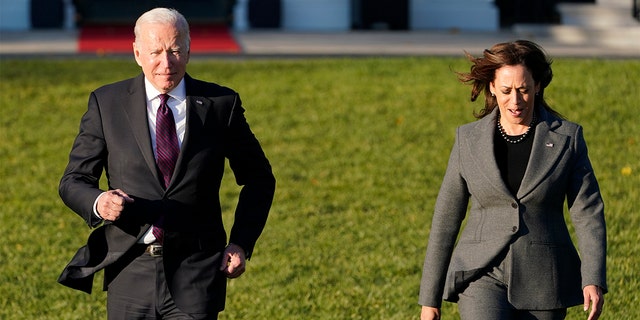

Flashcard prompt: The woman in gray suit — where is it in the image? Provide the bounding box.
[419,40,606,320]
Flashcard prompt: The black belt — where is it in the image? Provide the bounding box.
[144,243,163,257]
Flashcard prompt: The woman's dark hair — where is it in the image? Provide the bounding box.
[458,40,562,119]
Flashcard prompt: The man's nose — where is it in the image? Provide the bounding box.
[159,52,173,67]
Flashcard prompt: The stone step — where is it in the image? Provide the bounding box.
[596,0,634,9]
[557,2,639,27]
[513,23,640,48]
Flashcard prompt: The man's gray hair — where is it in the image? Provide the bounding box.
[134,8,191,51]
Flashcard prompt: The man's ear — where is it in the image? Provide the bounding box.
[133,42,142,67]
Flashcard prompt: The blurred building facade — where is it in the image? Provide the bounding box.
[0,0,627,32]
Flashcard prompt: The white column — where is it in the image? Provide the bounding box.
[0,0,30,30]
[410,0,499,31]
[282,0,351,31]
[63,0,76,29]
[233,0,249,31]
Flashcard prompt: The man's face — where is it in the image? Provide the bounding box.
[133,22,190,93]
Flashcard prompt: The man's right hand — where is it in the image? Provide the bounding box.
[97,189,134,221]
[421,306,441,320]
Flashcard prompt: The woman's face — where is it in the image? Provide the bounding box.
[490,64,540,127]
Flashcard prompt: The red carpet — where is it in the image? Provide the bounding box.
[78,25,241,54]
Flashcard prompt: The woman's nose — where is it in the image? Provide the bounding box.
[512,91,523,103]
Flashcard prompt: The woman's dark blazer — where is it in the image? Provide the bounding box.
[419,106,606,310]
[57,73,275,315]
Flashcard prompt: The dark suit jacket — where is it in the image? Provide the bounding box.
[419,106,606,310]
[58,73,275,315]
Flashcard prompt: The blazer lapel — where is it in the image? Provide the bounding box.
[167,81,213,189]
[517,108,568,199]
[464,108,513,197]
[124,74,213,191]
[122,74,162,187]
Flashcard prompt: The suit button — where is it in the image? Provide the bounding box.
[512,226,518,233]
[511,202,518,209]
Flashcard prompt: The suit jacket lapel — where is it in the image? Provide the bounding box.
[121,74,213,191]
[465,108,513,197]
[122,74,161,186]
[517,108,568,199]
[168,77,213,188]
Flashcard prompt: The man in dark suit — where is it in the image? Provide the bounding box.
[58,7,275,319]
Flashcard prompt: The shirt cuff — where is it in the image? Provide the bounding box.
[93,191,106,219]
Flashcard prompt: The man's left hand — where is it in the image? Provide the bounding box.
[220,243,246,278]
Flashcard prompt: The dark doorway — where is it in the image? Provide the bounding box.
[353,0,408,30]
[496,0,561,27]
[73,0,234,25]
[31,0,64,28]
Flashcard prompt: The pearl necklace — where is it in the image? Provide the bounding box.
[497,113,536,144]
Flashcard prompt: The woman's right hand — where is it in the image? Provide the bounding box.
[421,306,441,320]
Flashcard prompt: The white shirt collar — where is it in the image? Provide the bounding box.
[144,77,187,102]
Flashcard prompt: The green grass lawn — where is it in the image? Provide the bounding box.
[1,57,638,319]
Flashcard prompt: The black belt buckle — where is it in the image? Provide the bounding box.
[147,243,163,257]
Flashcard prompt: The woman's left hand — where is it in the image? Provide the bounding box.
[583,285,604,320]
